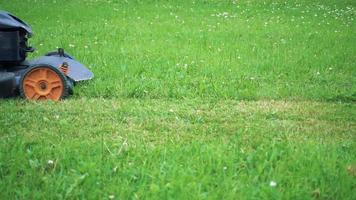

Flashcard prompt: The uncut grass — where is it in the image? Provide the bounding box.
[0,99,355,199]
[1,0,355,101]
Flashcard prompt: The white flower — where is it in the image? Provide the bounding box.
[113,166,118,172]
[269,181,277,187]
[109,195,115,199]
[47,160,54,165]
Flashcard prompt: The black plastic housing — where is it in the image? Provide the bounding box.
[0,11,33,64]
[0,30,29,63]
[0,72,16,98]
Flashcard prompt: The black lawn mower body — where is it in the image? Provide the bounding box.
[0,11,93,100]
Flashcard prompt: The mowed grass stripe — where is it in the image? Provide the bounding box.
[1,99,354,141]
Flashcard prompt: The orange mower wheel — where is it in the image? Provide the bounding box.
[20,65,69,101]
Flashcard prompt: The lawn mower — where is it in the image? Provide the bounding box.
[0,11,93,101]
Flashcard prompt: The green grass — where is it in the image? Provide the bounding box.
[0,0,355,199]
[1,99,355,199]
[1,0,355,101]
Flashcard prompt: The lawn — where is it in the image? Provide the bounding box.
[0,0,355,199]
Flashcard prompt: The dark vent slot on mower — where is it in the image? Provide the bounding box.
[0,30,28,63]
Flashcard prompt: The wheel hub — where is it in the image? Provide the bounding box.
[38,81,48,90]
